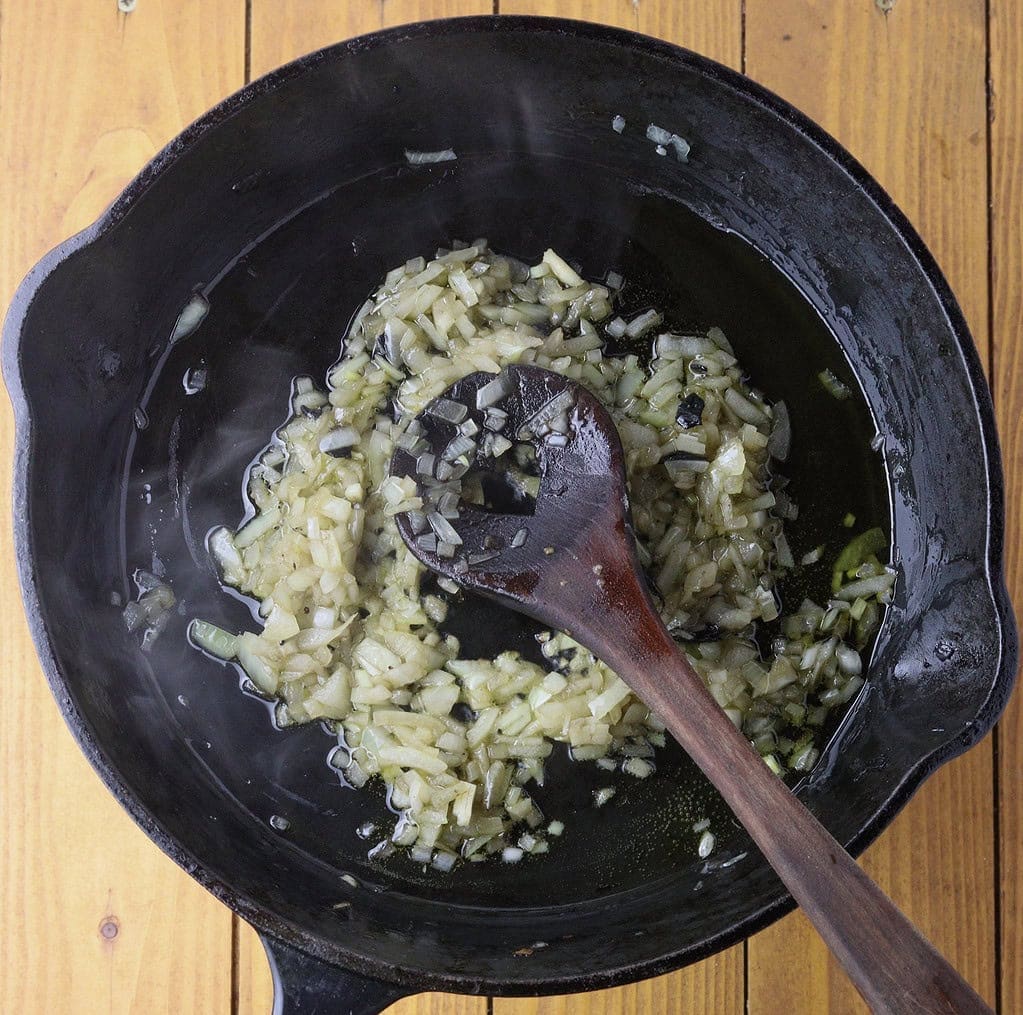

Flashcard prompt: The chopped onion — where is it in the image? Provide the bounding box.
[775,532,795,569]
[542,249,584,287]
[484,407,508,431]
[489,435,512,457]
[170,293,210,343]
[836,572,896,601]
[606,317,627,338]
[195,239,883,872]
[519,389,574,439]
[427,397,469,424]
[669,135,691,162]
[664,456,708,477]
[724,388,771,429]
[437,492,460,518]
[432,851,457,872]
[818,368,852,401]
[443,434,477,461]
[319,427,359,454]
[396,431,426,453]
[405,148,457,164]
[428,513,462,546]
[476,372,515,409]
[625,310,663,338]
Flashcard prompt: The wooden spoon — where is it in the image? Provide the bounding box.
[390,364,990,1015]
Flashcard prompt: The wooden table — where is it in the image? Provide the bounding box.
[0,2,1018,1012]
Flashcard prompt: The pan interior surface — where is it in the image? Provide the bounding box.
[126,160,888,909]
[8,18,1011,991]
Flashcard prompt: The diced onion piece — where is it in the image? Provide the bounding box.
[476,371,515,409]
[427,397,469,424]
[625,310,663,338]
[319,427,359,454]
[170,294,210,343]
[405,148,457,164]
[428,513,462,546]
[443,434,477,461]
[818,368,852,400]
[800,545,824,565]
[542,249,584,287]
[606,317,627,338]
[490,435,512,457]
[189,620,238,659]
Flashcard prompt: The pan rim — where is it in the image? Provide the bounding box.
[2,13,1016,997]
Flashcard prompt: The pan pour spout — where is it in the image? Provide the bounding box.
[390,365,992,1015]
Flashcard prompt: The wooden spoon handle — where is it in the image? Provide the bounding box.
[584,617,990,1014]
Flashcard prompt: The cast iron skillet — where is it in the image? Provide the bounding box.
[3,16,1016,1013]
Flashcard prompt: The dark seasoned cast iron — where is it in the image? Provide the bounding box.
[2,16,1016,1012]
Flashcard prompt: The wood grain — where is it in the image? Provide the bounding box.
[250,0,492,80]
[990,1,1023,1012]
[0,2,245,1014]
[499,0,740,67]
[493,954,743,1015]
[745,2,996,1011]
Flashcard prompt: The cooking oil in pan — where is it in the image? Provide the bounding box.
[121,179,888,906]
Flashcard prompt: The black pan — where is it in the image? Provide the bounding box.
[3,16,1016,1013]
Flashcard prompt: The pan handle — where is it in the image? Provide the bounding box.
[260,933,411,1014]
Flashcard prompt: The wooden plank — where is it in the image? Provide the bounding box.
[0,2,245,1014]
[486,3,744,1014]
[499,0,740,67]
[250,0,493,80]
[493,953,743,1015]
[990,1,1023,1011]
[745,2,996,1011]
